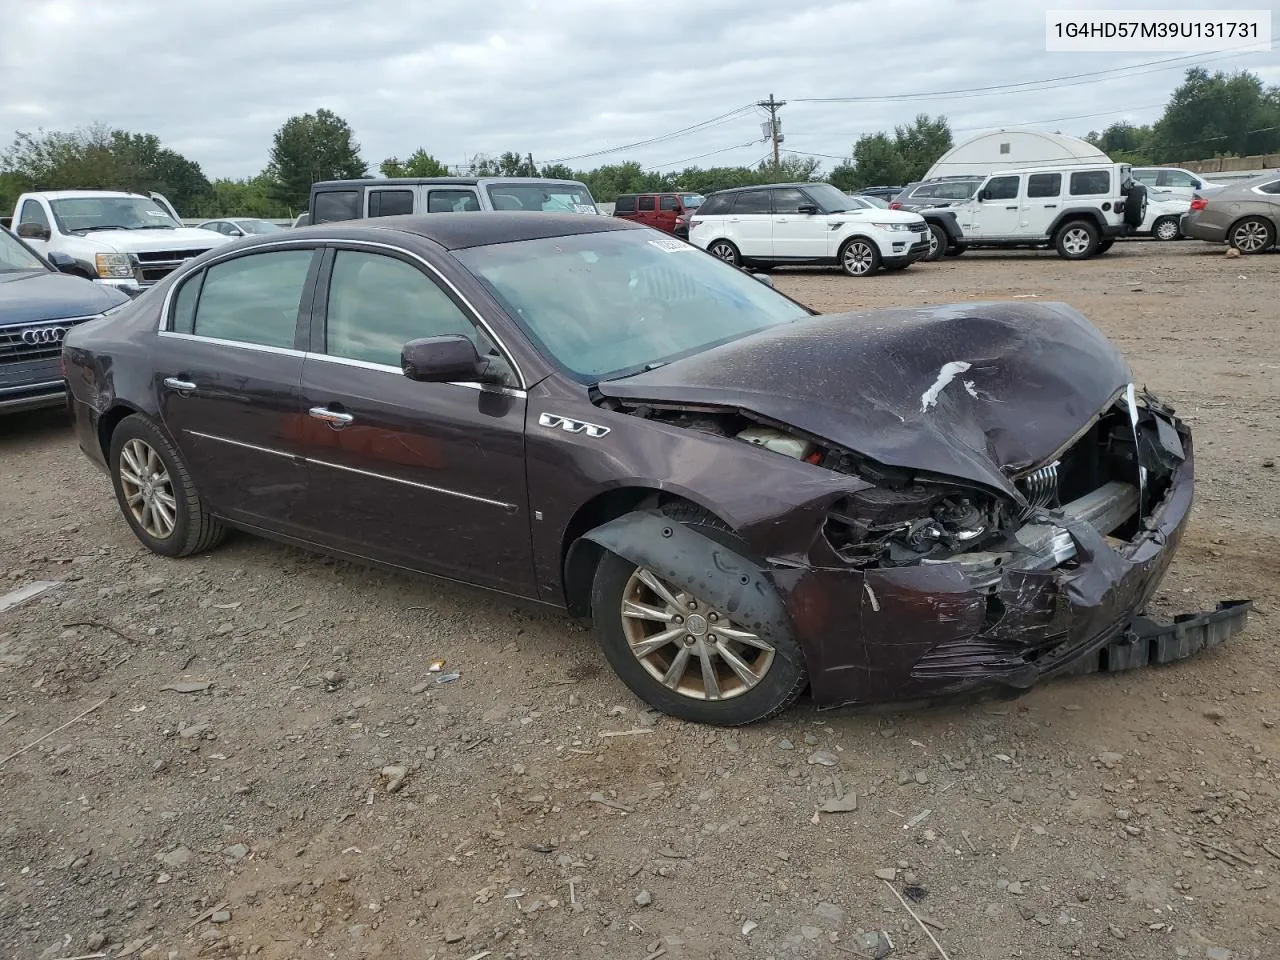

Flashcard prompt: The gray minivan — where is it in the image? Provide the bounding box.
[308,177,601,224]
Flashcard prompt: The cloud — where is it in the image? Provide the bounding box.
[1,0,1275,179]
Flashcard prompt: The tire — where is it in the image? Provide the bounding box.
[1054,219,1100,260]
[1227,217,1275,254]
[1152,216,1181,242]
[1123,182,1147,229]
[588,507,807,726]
[706,239,740,267]
[924,223,947,262]
[108,414,226,558]
[839,237,880,277]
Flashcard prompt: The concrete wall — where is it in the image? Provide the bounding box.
[1180,155,1280,178]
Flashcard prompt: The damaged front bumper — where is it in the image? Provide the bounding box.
[776,407,1251,707]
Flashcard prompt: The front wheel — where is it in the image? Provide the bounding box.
[706,239,741,266]
[1055,220,1099,260]
[839,237,880,277]
[1228,217,1275,254]
[109,414,226,558]
[924,224,947,261]
[1152,216,1181,241]
[590,551,806,725]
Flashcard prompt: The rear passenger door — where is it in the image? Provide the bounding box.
[636,195,657,228]
[366,188,416,218]
[656,195,680,233]
[1023,172,1062,235]
[154,245,321,534]
[426,188,481,213]
[724,189,774,258]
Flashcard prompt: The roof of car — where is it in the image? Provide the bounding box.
[311,177,590,189]
[706,182,826,196]
[296,212,642,250]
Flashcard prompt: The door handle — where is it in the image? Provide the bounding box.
[728,217,741,223]
[309,406,354,428]
[163,377,196,392]
[1044,204,1058,208]
[1005,205,1018,210]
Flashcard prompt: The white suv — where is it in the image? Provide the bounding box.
[1131,166,1224,198]
[688,182,930,277]
[919,163,1147,260]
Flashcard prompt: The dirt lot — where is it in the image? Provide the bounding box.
[1,240,1278,960]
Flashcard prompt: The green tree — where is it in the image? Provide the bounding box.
[1084,121,1154,164]
[268,108,367,210]
[380,148,450,178]
[893,114,952,180]
[1149,68,1280,162]
[758,154,823,181]
[538,162,577,180]
[849,132,906,188]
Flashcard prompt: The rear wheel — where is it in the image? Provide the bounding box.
[1228,217,1275,254]
[924,223,947,261]
[839,237,880,277]
[1152,216,1181,241]
[588,511,807,725]
[706,239,740,266]
[1055,220,1099,260]
[109,415,226,558]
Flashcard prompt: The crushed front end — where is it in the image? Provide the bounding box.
[772,388,1250,706]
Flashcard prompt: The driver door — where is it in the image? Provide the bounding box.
[963,175,1022,238]
[295,245,536,594]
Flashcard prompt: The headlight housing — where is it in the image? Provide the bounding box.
[94,253,135,279]
[870,222,918,232]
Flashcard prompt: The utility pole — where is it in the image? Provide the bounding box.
[757,93,786,171]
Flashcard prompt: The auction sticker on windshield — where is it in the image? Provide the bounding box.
[648,238,694,253]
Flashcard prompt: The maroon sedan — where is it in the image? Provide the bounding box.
[61,214,1248,725]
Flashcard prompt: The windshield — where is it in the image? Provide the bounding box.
[0,228,48,272]
[240,219,284,234]
[453,230,809,381]
[485,182,598,214]
[680,194,705,208]
[850,195,889,208]
[804,182,863,213]
[51,196,181,232]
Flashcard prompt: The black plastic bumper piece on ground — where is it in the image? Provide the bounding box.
[1061,600,1253,677]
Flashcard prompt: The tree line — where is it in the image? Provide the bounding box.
[2,68,1275,218]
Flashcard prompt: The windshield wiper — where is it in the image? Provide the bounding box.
[72,224,136,233]
[133,224,177,230]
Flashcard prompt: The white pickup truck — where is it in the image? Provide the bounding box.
[10,190,230,296]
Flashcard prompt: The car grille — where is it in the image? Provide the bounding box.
[133,249,209,284]
[0,317,97,364]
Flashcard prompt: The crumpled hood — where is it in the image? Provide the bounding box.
[597,301,1133,496]
[0,270,129,325]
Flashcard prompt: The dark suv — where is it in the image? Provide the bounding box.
[890,177,985,212]
[856,185,905,203]
[613,192,706,239]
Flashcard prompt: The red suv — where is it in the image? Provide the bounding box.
[613,192,705,238]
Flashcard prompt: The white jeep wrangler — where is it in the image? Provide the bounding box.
[919,163,1147,261]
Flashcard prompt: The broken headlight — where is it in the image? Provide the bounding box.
[824,485,1010,565]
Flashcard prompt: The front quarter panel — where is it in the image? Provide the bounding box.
[525,377,868,603]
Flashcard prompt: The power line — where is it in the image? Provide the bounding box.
[789,44,1268,104]
[544,104,757,164]
[650,139,766,169]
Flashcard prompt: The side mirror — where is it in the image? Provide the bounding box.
[401,335,489,383]
[229,229,244,237]
[976,189,989,202]
[17,222,50,241]
[47,251,77,272]
[797,203,819,215]
[753,273,774,287]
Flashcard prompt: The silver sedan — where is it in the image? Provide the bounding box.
[1179,173,1280,253]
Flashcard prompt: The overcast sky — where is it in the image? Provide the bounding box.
[2,0,1277,180]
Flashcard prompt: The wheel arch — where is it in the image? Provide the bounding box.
[560,487,739,618]
[1047,209,1106,237]
[921,210,963,242]
[97,402,149,461]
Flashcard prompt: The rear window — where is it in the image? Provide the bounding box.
[696,194,732,216]
[1027,173,1062,198]
[638,196,655,212]
[614,195,636,213]
[732,190,771,214]
[312,190,360,224]
[660,196,679,211]
[1069,170,1112,196]
[368,190,414,217]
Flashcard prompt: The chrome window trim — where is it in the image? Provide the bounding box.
[307,456,518,511]
[300,351,527,398]
[157,330,305,358]
[156,236,528,390]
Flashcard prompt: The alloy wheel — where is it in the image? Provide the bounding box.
[709,242,737,264]
[1231,220,1271,253]
[620,567,775,701]
[1154,218,1179,241]
[1062,227,1092,257]
[118,438,177,540]
[843,241,875,275]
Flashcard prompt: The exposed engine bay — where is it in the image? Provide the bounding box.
[597,387,1185,585]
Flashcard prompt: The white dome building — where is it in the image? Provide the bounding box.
[925,130,1110,180]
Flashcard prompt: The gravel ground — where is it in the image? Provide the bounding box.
[1,240,1277,960]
